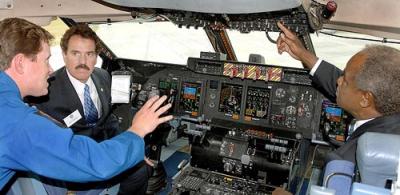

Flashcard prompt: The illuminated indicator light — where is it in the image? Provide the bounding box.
[225,177,233,182]
[244,116,252,121]
[336,135,345,142]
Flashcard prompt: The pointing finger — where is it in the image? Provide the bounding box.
[277,22,297,40]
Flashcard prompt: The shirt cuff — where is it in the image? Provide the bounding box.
[309,58,322,76]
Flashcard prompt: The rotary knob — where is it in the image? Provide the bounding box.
[224,162,233,173]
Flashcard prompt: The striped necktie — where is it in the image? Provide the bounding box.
[84,84,98,126]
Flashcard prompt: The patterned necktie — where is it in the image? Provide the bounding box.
[346,119,357,141]
[84,84,98,126]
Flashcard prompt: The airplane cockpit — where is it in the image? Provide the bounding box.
[2,0,400,194]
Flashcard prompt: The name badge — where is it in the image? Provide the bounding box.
[63,110,82,127]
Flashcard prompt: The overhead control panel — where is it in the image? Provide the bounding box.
[100,0,312,34]
[167,10,310,34]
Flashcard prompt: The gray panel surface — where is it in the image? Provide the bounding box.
[103,0,302,13]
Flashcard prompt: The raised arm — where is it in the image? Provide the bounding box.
[276,22,318,70]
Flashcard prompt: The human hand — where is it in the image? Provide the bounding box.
[272,187,293,195]
[129,95,173,138]
[276,22,317,69]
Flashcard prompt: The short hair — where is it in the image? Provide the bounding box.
[0,18,54,71]
[356,45,400,115]
[60,24,101,54]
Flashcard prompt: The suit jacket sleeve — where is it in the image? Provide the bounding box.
[325,139,357,164]
[311,60,343,102]
[91,68,122,139]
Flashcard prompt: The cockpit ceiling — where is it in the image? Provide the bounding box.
[94,0,400,40]
[0,0,399,40]
[328,0,400,40]
[99,0,302,14]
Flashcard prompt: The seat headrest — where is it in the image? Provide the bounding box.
[357,132,400,187]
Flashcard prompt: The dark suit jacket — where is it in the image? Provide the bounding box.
[311,60,400,163]
[30,67,120,142]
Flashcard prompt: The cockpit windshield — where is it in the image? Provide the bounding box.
[90,21,213,65]
[87,20,400,70]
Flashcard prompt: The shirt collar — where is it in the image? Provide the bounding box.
[354,118,374,131]
[0,71,22,100]
[66,68,94,91]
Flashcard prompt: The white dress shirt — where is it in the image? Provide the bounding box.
[309,58,323,76]
[66,69,102,117]
[353,119,373,133]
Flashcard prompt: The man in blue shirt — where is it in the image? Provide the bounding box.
[29,23,154,195]
[0,17,173,193]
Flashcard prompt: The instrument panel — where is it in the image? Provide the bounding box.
[135,58,325,140]
[116,56,352,192]
[125,57,350,143]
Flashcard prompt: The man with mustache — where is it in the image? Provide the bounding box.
[0,17,172,194]
[29,24,151,194]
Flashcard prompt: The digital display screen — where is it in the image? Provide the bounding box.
[218,84,243,116]
[245,87,270,119]
[183,87,197,100]
[325,106,342,122]
[179,82,202,116]
[320,99,351,142]
[159,80,172,89]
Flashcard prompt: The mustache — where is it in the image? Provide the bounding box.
[47,76,55,82]
[75,64,90,70]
